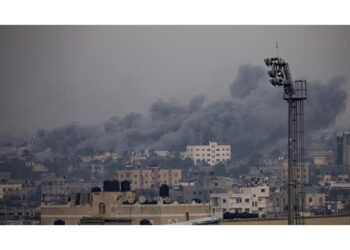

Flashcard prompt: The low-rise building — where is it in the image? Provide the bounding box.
[281,160,310,184]
[41,174,99,205]
[0,184,22,199]
[0,172,11,183]
[210,185,270,218]
[25,161,48,172]
[41,191,210,225]
[271,188,326,215]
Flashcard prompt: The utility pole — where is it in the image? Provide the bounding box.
[264,57,307,225]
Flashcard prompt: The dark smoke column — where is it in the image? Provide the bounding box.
[264,57,307,225]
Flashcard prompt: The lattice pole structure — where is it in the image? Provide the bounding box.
[264,58,307,225]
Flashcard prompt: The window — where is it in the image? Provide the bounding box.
[99,203,106,215]
[245,208,249,212]
[245,199,249,203]
[54,220,65,225]
[261,189,265,193]
[216,149,220,151]
[223,199,227,203]
[236,198,242,203]
[216,154,220,156]
[309,197,313,202]
[319,197,323,203]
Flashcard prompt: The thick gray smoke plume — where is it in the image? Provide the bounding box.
[33,64,348,159]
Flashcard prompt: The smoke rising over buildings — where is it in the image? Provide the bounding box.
[33,64,348,159]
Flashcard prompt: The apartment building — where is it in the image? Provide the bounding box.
[210,185,270,218]
[186,141,231,166]
[115,167,181,190]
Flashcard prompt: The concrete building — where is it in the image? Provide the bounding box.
[115,167,181,190]
[25,161,48,172]
[219,213,350,225]
[41,174,99,205]
[186,141,231,166]
[313,156,329,165]
[0,207,40,225]
[271,188,326,215]
[41,191,210,225]
[0,184,22,199]
[336,132,350,166]
[80,152,121,163]
[210,185,270,218]
[281,160,310,184]
[0,172,11,183]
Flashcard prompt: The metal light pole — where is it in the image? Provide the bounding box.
[264,57,307,225]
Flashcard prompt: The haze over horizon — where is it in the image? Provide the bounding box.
[1,26,350,138]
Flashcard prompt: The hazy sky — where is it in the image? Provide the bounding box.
[1,26,350,136]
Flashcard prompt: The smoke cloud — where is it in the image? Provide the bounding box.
[33,64,348,159]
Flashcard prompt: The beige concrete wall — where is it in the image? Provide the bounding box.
[41,191,210,225]
[219,214,350,225]
[116,168,181,189]
[41,205,93,225]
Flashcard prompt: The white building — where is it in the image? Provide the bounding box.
[210,185,270,218]
[186,141,231,166]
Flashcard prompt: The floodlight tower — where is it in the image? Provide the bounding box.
[264,57,307,225]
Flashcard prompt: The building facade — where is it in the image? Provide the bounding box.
[186,141,231,166]
[115,167,181,190]
[210,185,270,218]
[41,191,210,225]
